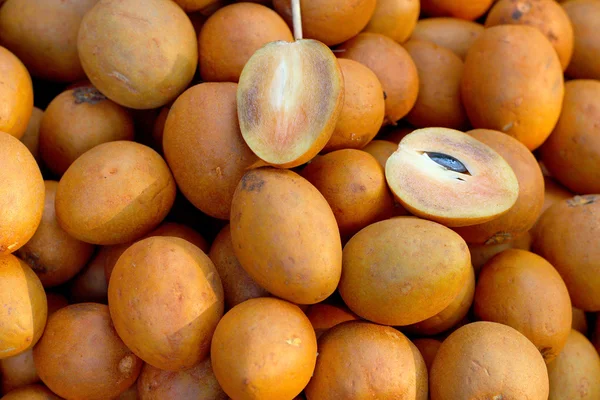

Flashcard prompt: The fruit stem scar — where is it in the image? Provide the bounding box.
[422,152,470,175]
[291,0,303,41]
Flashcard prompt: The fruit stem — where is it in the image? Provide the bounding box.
[291,0,303,40]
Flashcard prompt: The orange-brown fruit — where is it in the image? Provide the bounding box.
[0,348,39,393]
[403,39,468,130]
[541,177,573,214]
[385,128,519,227]
[474,249,572,363]
[339,217,472,326]
[16,181,95,288]
[55,141,176,245]
[404,264,475,336]
[211,297,317,400]
[362,139,397,168]
[485,0,574,70]
[68,250,108,304]
[532,195,600,311]
[230,168,342,304]
[137,358,227,400]
[0,47,33,139]
[39,86,135,176]
[237,39,344,168]
[302,149,395,240]
[412,338,442,372]
[108,237,224,371]
[430,321,549,400]
[421,0,495,20]
[163,83,258,219]
[304,321,428,400]
[172,0,220,12]
[208,224,270,309]
[381,124,415,144]
[305,303,360,339]
[198,3,293,82]
[410,17,485,60]
[563,0,600,79]
[572,307,588,335]
[0,0,97,83]
[0,132,45,255]
[0,384,62,400]
[117,384,138,400]
[338,33,419,125]
[148,105,170,155]
[548,330,600,400]
[45,293,69,316]
[77,0,198,109]
[19,108,44,164]
[273,0,376,46]
[322,59,385,153]
[468,231,532,274]
[461,25,564,151]
[363,0,420,43]
[539,80,600,194]
[33,303,143,400]
[453,128,544,244]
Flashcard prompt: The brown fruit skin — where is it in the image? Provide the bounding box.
[468,231,532,274]
[68,250,108,304]
[563,0,600,80]
[548,330,600,400]
[211,297,318,400]
[33,303,143,400]
[461,25,564,151]
[412,338,442,372]
[55,141,176,245]
[474,249,572,363]
[0,348,39,393]
[39,86,135,176]
[302,149,395,241]
[0,47,33,140]
[304,321,428,400]
[430,321,549,400]
[230,168,342,305]
[0,384,62,400]
[198,3,293,82]
[305,303,361,339]
[20,108,44,164]
[404,39,468,130]
[273,0,376,46]
[363,0,420,43]
[163,83,257,220]
[338,33,419,125]
[485,0,574,71]
[541,177,573,215]
[208,224,270,309]
[0,132,45,255]
[77,0,198,109]
[362,140,397,169]
[531,195,600,311]
[453,129,545,244]
[45,293,69,316]
[410,17,484,60]
[322,59,385,153]
[173,0,220,12]
[16,181,95,288]
[137,358,227,400]
[0,0,97,83]
[539,80,600,195]
[339,217,472,326]
[421,0,494,20]
[572,307,588,335]
[108,237,224,371]
[404,264,475,336]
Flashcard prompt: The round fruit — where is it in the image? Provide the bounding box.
[541,177,573,215]
[0,132,45,255]
[33,303,143,400]
[198,3,293,82]
[172,0,220,12]
[563,0,600,80]
[412,338,442,372]
[362,140,397,169]
[68,250,109,304]
[211,297,317,400]
[304,321,427,400]
[461,25,564,150]
[0,384,62,400]
[77,0,198,109]
[363,0,420,43]
[0,348,38,393]
[572,307,588,335]
[410,17,484,60]
[468,231,532,274]
[108,236,224,370]
[339,217,471,326]
[421,0,494,20]
[430,321,549,400]
[230,168,342,305]
[0,46,34,139]
[19,108,44,164]
[55,141,176,245]
[305,303,360,339]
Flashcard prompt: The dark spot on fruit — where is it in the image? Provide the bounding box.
[383,91,387,100]
[567,195,597,207]
[16,250,47,274]
[73,86,107,105]
[539,346,554,359]
[485,232,513,245]
[425,152,470,174]
[241,172,265,192]
[511,9,523,20]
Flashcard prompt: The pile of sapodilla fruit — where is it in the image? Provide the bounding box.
[1,0,600,398]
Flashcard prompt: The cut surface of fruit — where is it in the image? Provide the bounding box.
[237,39,344,168]
[385,127,519,227]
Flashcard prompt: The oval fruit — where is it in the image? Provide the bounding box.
[421,0,494,20]
[305,303,360,339]
[362,139,397,169]
[0,46,33,139]
[19,107,44,164]
[0,384,62,400]
[410,17,484,60]
[412,338,442,372]
[363,0,420,43]
[563,0,600,80]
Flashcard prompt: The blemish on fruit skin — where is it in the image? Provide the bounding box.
[241,172,265,192]
[286,337,302,347]
[73,86,107,105]
[567,195,596,207]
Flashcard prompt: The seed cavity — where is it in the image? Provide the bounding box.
[423,152,470,174]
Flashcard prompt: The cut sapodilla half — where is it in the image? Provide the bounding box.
[237,39,344,168]
[385,127,519,227]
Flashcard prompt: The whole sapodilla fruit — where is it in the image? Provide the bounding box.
[0,384,62,400]
[563,0,600,80]
[0,46,34,139]
[77,0,198,109]
[410,17,485,60]
[363,0,420,43]
[461,24,564,150]
[421,0,494,20]
[230,168,342,305]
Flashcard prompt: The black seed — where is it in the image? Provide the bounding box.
[425,152,469,174]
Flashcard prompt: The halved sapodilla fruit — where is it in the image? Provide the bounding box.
[237,39,344,168]
[385,127,519,227]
